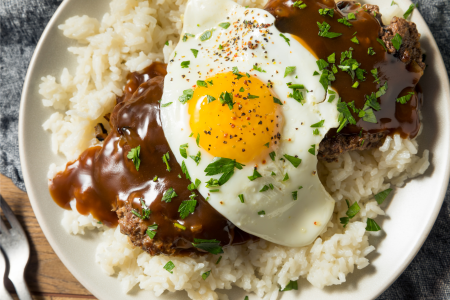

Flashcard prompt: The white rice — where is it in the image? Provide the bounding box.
[41,0,431,299]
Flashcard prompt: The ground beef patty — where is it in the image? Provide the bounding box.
[318,4,425,162]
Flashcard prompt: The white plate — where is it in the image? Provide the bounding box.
[19,0,450,299]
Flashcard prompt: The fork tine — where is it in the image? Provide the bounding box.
[0,250,14,300]
[0,195,25,237]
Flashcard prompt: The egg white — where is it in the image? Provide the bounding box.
[160,0,340,247]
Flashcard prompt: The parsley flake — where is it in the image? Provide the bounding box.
[318,21,342,38]
[366,218,381,231]
[273,97,283,105]
[162,187,177,203]
[202,271,211,280]
[269,151,276,161]
[162,152,171,171]
[308,144,316,155]
[207,95,216,103]
[280,280,298,291]
[179,89,194,104]
[205,157,245,185]
[181,61,190,68]
[238,194,245,203]
[163,261,175,273]
[403,4,417,19]
[197,80,208,87]
[178,199,197,219]
[248,169,262,181]
[192,238,223,254]
[146,224,158,239]
[253,64,266,73]
[310,120,325,127]
[283,154,302,168]
[258,210,265,215]
[280,33,290,46]
[392,33,402,51]
[191,49,198,58]
[219,22,230,29]
[127,146,141,171]
[180,143,188,158]
[190,151,201,165]
[374,188,393,204]
[200,29,214,41]
[284,66,296,78]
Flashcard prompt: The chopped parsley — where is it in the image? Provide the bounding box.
[178,199,197,219]
[248,169,262,181]
[327,53,336,64]
[374,188,393,204]
[188,179,201,191]
[204,157,245,185]
[377,38,387,51]
[153,175,158,181]
[351,36,359,44]
[283,154,302,168]
[232,66,244,79]
[127,146,141,171]
[308,144,316,155]
[219,22,230,29]
[284,66,296,77]
[181,160,191,180]
[146,224,158,239]
[258,210,265,215]
[163,261,175,273]
[162,152,171,171]
[392,33,402,51]
[319,8,334,17]
[259,185,270,192]
[253,64,266,73]
[238,194,245,203]
[273,97,283,105]
[403,4,417,19]
[368,47,376,55]
[293,1,307,9]
[269,151,276,161]
[310,120,325,127]
[280,280,298,291]
[162,187,177,203]
[197,80,208,87]
[182,33,195,42]
[202,271,211,280]
[247,94,259,99]
[165,40,169,46]
[191,48,198,58]
[279,33,290,46]
[264,142,270,148]
[180,143,188,158]
[131,198,151,220]
[196,133,200,146]
[318,21,342,38]
[179,89,194,104]
[181,61,190,68]
[192,238,224,254]
[338,17,352,27]
[161,102,172,107]
[207,95,216,103]
[219,91,234,110]
[313,70,320,76]
[366,218,381,231]
[292,191,298,200]
[190,151,201,165]
[397,92,415,104]
[174,223,186,230]
[216,256,222,264]
[316,59,329,71]
[200,29,213,41]
[283,173,289,181]
[313,128,320,135]
[205,178,219,188]
[239,87,245,92]
[352,81,360,88]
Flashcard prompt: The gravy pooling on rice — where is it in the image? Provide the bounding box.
[49,0,425,256]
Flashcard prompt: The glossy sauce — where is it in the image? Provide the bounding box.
[50,63,254,254]
[265,0,423,138]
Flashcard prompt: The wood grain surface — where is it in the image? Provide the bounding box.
[0,174,95,300]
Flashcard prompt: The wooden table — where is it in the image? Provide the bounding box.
[1,174,95,300]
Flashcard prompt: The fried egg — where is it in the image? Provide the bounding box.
[160,0,340,247]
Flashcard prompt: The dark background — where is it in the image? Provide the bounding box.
[1,0,449,299]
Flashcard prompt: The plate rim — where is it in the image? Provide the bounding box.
[18,0,450,299]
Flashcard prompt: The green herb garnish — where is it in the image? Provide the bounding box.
[192,238,224,254]
[280,280,298,291]
[200,29,214,41]
[179,89,194,104]
[279,33,290,46]
[178,199,197,219]
[162,188,177,203]
[374,188,393,204]
[127,146,141,171]
[191,48,199,58]
[146,224,158,239]
[180,143,188,158]
[283,154,302,168]
[366,218,381,231]
[284,66,296,78]
[238,194,245,203]
[310,120,325,128]
[204,157,245,185]
[163,261,175,273]
[308,144,316,155]
[202,271,211,280]
[219,22,231,29]
[248,169,262,181]
[392,33,402,51]
[181,61,190,68]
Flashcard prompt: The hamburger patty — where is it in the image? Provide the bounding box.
[317,3,425,162]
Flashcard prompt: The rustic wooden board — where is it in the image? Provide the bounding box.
[1,174,95,299]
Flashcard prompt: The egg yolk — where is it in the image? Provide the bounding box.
[188,72,281,163]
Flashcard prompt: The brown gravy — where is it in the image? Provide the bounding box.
[49,63,253,254]
[265,0,423,138]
